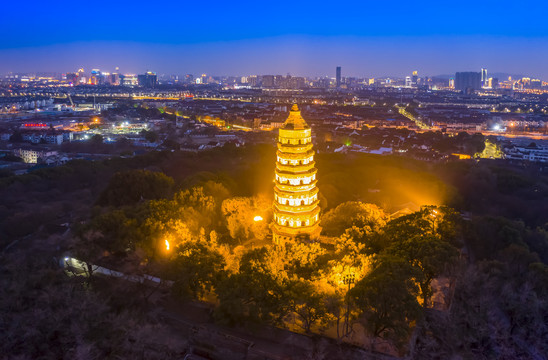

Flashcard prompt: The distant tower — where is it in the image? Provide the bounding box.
[336,66,341,88]
[481,68,488,88]
[412,70,418,86]
[273,104,321,244]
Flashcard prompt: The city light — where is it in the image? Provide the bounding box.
[1,7,548,359]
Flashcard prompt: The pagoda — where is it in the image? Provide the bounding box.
[272,104,321,244]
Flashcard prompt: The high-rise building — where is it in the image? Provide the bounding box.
[412,70,418,86]
[247,75,258,87]
[336,66,341,88]
[481,68,488,87]
[262,75,275,87]
[122,74,138,86]
[90,69,101,85]
[138,71,157,88]
[405,76,412,87]
[184,74,194,84]
[108,72,120,86]
[455,72,482,93]
[76,68,85,84]
[66,73,78,84]
[531,79,542,89]
[272,104,321,244]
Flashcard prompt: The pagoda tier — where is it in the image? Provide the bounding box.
[272,104,321,244]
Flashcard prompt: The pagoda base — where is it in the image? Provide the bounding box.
[272,223,321,245]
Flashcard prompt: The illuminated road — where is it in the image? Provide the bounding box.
[60,256,173,285]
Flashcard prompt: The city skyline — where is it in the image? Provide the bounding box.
[1,36,547,81]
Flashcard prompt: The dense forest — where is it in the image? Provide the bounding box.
[1,144,548,359]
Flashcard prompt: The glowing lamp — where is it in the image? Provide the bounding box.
[254,215,263,222]
[165,239,170,250]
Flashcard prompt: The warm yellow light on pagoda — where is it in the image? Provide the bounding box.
[254,215,263,222]
[165,239,170,250]
[272,104,321,244]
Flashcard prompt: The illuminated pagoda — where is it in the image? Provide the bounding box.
[273,104,321,244]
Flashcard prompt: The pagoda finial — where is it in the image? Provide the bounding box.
[283,104,308,130]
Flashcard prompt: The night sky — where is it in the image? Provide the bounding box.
[1,0,547,78]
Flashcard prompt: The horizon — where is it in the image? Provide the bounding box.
[0,37,546,81]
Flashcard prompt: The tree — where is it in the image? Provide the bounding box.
[96,170,174,207]
[1,248,187,359]
[90,134,104,144]
[142,130,159,143]
[336,225,383,258]
[349,256,422,349]
[321,201,387,237]
[382,210,435,243]
[70,229,104,282]
[385,233,459,306]
[169,241,225,300]
[215,247,289,325]
[139,186,221,256]
[286,279,328,333]
[9,130,23,142]
[381,206,462,307]
[324,292,345,340]
[85,209,141,254]
[115,136,132,149]
[222,196,270,242]
[162,138,179,150]
[283,240,327,279]
[1,154,23,163]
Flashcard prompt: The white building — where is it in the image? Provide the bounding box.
[14,147,58,164]
[505,144,548,163]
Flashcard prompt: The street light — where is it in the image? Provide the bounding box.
[343,272,356,336]
[253,215,263,222]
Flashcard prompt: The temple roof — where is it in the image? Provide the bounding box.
[283,104,309,130]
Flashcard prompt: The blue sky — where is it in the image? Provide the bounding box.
[1,0,547,78]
